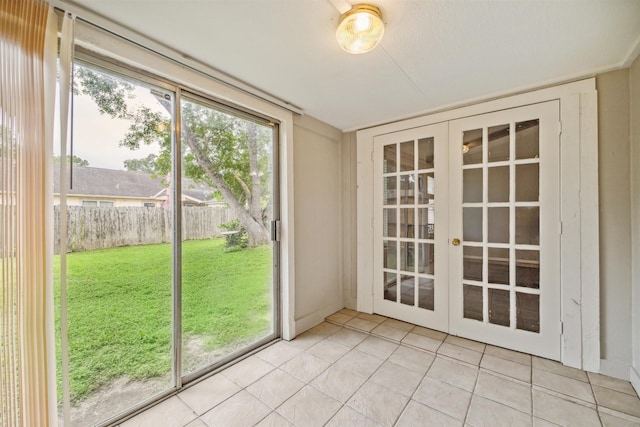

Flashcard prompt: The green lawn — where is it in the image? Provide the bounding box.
[54,238,272,403]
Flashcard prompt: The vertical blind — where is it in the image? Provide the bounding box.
[0,0,57,425]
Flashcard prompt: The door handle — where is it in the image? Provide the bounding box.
[452,238,461,246]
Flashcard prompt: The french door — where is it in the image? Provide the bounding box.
[373,101,561,359]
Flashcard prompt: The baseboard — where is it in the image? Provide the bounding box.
[600,358,631,380]
[631,366,640,396]
[292,301,344,338]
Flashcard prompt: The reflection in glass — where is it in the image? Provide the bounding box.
[383,208,396,238]
[463,168,483,203]
[418,277,435,310]
[516,292,540,332]
[516,250,540,289]
[418,207,435,240]
[418,137,434,169]
[463,246,483,281]
[400,275,415,306]
[488,247,509,284]
[488,288,510,327]
[384,144,396,173]
[463,285,483,321]
[417,243,434,275]
[400,242,415,273]
[399,208,415,238]
[463,207,482,242]
[384,272,397,302]
[417,173,435,204]
[400,174,414,205]
[488,166,509,203]
[383,176,397,205]
[400,141,414,171]
[516,119,539,160]
[516,207,539,245]
[516,163,539,202]
[463,128,483,165]
[488,207,509,243]
[383,240,397,269]
[488,124,510,162]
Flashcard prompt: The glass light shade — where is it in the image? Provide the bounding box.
[336,4,385,54]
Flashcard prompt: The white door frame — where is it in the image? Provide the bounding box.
[356,79,599,371]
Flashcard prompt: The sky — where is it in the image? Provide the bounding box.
[54,83,165,170]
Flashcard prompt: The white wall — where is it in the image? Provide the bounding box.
[596,69,633,379]
[630,55,640,393]
[342,132,358,310]
[292,115,345,332]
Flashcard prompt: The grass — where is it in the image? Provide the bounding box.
[54,238,272,403]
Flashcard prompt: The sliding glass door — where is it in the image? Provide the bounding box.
[56,59,279,426]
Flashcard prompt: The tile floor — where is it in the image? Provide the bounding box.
[121,309,640,427]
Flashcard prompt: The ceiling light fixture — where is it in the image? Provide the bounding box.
[336,4,385,54]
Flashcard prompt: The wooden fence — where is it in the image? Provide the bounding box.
[53,206,234,253]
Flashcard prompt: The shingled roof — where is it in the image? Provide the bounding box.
[53,166,216,202]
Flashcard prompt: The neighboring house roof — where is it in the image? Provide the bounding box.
[53,166,218,203]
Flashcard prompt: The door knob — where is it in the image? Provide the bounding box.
[452,238,461,246]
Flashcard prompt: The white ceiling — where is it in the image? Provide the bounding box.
[64,0,640,131]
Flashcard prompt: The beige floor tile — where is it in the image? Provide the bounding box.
[356,336,399,359]
[337,349,385,378]
[255,412,293,427]
[410,325,448,341]
[438,342,483,366]
[396,400,462,427]
[221,355,275,387]
[200,390,270,427]
[533,368,595,403]
[287,331,323,350]
[599,411,640,427]
[255,341,302,367]
[427,357,479,392]
[588,371,639,396]
[327,327,369,347]
[279,352,330,382]
[184,419,206,427]
[445,335,486,353]
[485,345,532,366]
[467,395,532,427]
[346,317,380,332]
[310,364,367,402]
[369,361,425,397]
[121,396,196,427]
[306,339,352,363]
[388,345,435,375]
[307,321,341,337]
[481,353,531,383]
[357,312,387,324]
[347,381,410,426]
[532,389,600,427]
[593,384,640,417]
[475,371,532,414]
[371,324,410,342]
[339,308,359,317]
[402,331,443,352]
[413,377,472,421]
[277,386,342,427]
[327,312,355,325]
[178,373,241,415]
[533,417,560,426]
[246,369,305,409]
[381,318,415,332]
[326,406,383,427]
[532,357,588,382]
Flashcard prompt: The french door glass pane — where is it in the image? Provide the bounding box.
[400,275,415,305]
[57,63,173,425]
[400,141,414,171]
[463,169,482,203]
[418,277,435,310]
[517,292,540,332]
[516,207,540,245]
[463,285,483,321]
[180,97,275,376]
[463,129,482,165]
[516,250,540,289]
[418,137,434,169]
[488,124,510,162]
[488,166,509,202]
[516,164,539,201]
[488,247,509,285]
[516,120,539,159]
[384,144,396,173]
[488,288,510,327]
